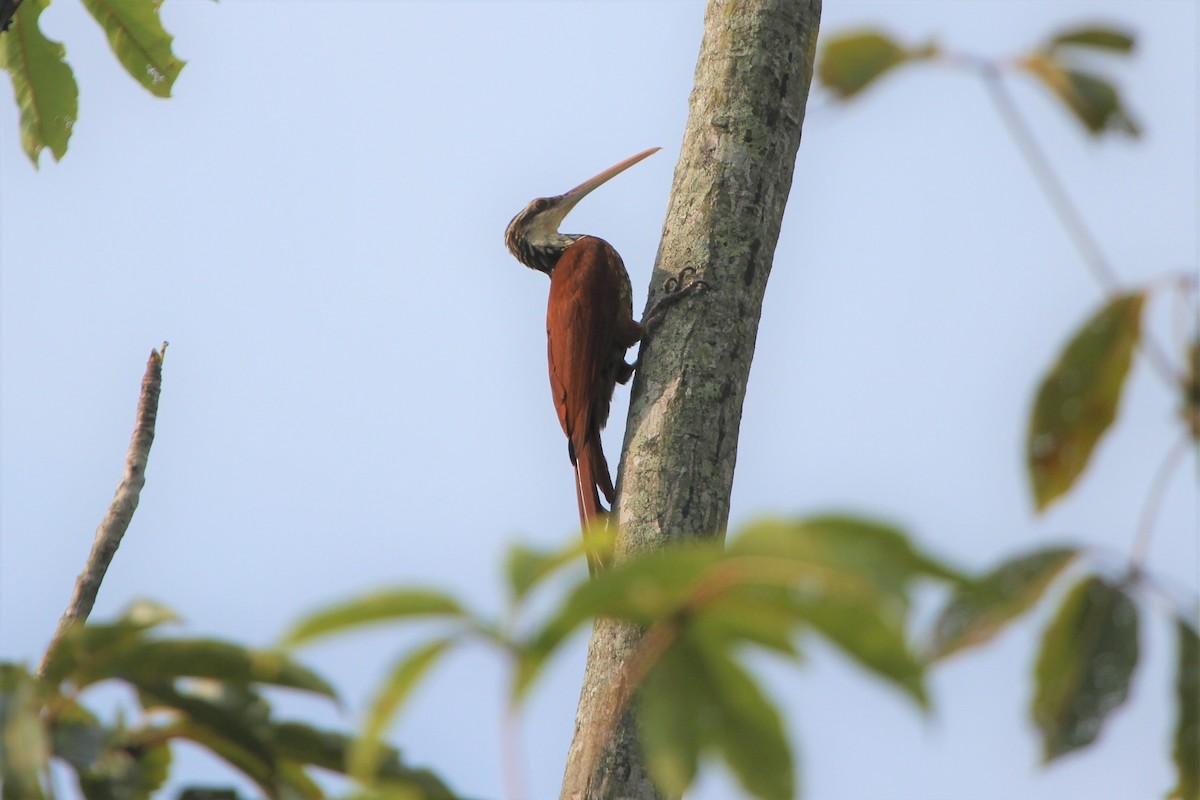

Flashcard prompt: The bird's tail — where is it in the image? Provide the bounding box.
[573,435,614,574]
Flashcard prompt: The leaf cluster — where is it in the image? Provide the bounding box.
[0,0,185,166]
[0,601,459,800]
[283,516,968,800]
[816,21,1198,799]
[3,521,1196,800]
[818,24,1140,138]
[280,515,1195,800]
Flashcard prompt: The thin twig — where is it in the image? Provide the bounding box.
[980,64,1120,292]
[36,345,167,678]
[978,63,1182,388]
[1130,432,1192,568]
[500,703,530,800]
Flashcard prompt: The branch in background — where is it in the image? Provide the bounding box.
[36,344,167,678]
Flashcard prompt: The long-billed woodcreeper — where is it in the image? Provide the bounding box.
[504,148,702,572]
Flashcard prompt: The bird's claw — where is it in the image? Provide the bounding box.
[640,267,711,334]
[663,266,709,294]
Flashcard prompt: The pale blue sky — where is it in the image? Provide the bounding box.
[1,2,1196,799]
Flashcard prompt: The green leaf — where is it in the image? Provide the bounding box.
[929,546,1081,660]
[799,595,928,707]
[1028,292,1146,510]
[691,584,803,658]
[1021,55,1140,137]
[817,30,930,100]
[40,601,180,686]
[729,516,959,706]
[513,544,722,701]
[1061,69,1140,136]
[262,723,347,799]
[162,721,277,799]
[76,739,172,800]
[0,663,49,800]
[139,682,278,787]
[1048,26,1135,54]
[79,0,185,97]
[282,589,468,647]
[732,515,966,594]
[133,741,172,799]
[1032,576,1139,762]
[49,699,109,778]
[271,722,460,799]
[177,790,243,800]
[71,637,336,699]
[271,721,353,774]
[276,760,327,800]
[640,637,792,800]
[504,538,590,603]
[121,599,183,628]
[351,637,457,783]
[1170,617,1200,800]
[0,0,78,166]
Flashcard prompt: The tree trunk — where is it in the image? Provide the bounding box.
[558,1,822,798]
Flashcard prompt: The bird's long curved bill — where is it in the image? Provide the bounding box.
[559,147,661,213]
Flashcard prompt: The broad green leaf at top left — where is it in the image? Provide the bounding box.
[0,0,79,166]
[80,0,185,98]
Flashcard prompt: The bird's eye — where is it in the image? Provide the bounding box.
[534,198,549,211]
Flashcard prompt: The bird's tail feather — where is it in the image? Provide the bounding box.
[574,436,613,574]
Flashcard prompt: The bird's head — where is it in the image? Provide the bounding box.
[505,147,660,276]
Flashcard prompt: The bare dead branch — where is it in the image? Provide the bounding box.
[36,344,167,678]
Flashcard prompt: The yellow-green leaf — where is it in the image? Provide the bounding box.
[691,585,802,658]
[80,0,185,97]
[817,30,932,100]
[728,515,967,706]
[0,0,78,165]
[38,603,180,687]
[0,663,49,800]
[77,738,172,800]
[77,638,337,699]
[351,637,456,784]
[802,595,928,707]
[512,544,721,702]
[1032,576,1139,762]
[1170,617,1199,800]
[504,537,591,603]
[1048,26,1135,54]
[929,546,1080,660]
[640,636,792,800]
[1028,292,1145,510]
[281,589,467,647]
[271,721,458,798]
[731,515,966,593]
[1021,55,1139,137]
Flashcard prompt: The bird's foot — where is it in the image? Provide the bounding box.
[641,267,710,333]
[662,266,709,295]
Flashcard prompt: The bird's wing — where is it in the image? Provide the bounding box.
[546,236,622,461]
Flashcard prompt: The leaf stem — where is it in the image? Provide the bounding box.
[500,702,529,800]
[980,63,1119,291]
[1131,433,1192,568]
[978,63,1182,388]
